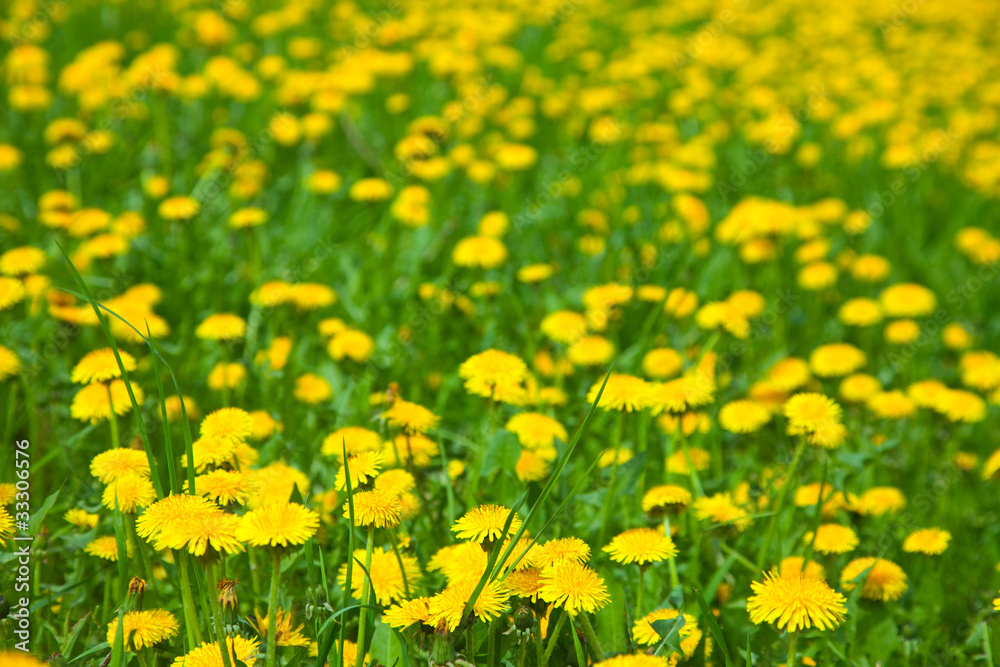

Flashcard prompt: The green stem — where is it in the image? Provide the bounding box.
[176,551,203,647]
[267,552,282,667]
[578,613,605,661]
[543,610,569,662]
[787,631,799,667]
[108,386,120,449]
[756,437,807,572]
[664,516,680,590]
[356,525,376,667]
[635,566,646,619]
[208,562,234,667]
[518,636,527,667]
[487,618,498,667]
[533,623,545,667]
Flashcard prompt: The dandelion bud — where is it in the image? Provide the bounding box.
[124,577,146,612]
[217,578,238,609]
[217,578,239,629]
[513,605,533,631]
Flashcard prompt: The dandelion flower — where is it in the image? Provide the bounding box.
[719,400,772,433]
[0,246,46,276]
[339,547,422,605]
[587,373,650,412]
[593,655,671,667]
[250,608,309,647]
[452,235,508,269]
[538,560,610,615]
[71,348,136,384]
[383,597,431,629]
[666,447,711,474]
[322,426,383,457]
[903,528,951,555]
[459,349,530,400]
[426,577,510,629]
[64,508,99,529]
[452,505,522,544]
[346,490,402,528]
[856,486,906,516]
[195,469,256,506]
[633,609,702,655]
[603,527,677,565]
[840,557,908,601]
[195,313,247,341]
[0,277,26,311]
[747,571,847,631]
[0,507,14,545]
[693,493,750,531]
[383,399,439,434]
[805,524,859,555]
[103,473,156,513]
[294,373,333,404]
[880,283,936,317]
[72,380,145,423]
[171,636,260,667]
[237,502,319,548]
[0,345,19,381]
[530,537,591,569]
[642,485,692,516]
[335,451,384,490]
[90,448,150,483]
[107,609,179,650]
[86,535,132,560]
[200,407,254,443]
[540,311,588,344]
[505,412,567,448]
[809,343,866,377]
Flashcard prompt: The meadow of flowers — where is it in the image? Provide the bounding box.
[2,0,1000,665]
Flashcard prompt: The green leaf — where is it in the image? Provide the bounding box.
[692,586,733,667]
[652,615,686,657]
[28,487,61,534]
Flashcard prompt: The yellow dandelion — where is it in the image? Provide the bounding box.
[603,527,677,565]
[237,502,319,548]
[452,505,522,544]
[747,571,847,632]
[840,557,908,601]
[902,528,951,555]
[538,560,610,615]
[346,490,402,528]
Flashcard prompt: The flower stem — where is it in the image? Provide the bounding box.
[176,550,203,648]
[267,552,282,667]
[664,516,680,590]
[635,565,646,620]
[578,613,605,661]
[356,525,376,667]
[787,631,799,667]
[543,610,569,662]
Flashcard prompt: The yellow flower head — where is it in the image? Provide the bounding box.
[747,571,847,632]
